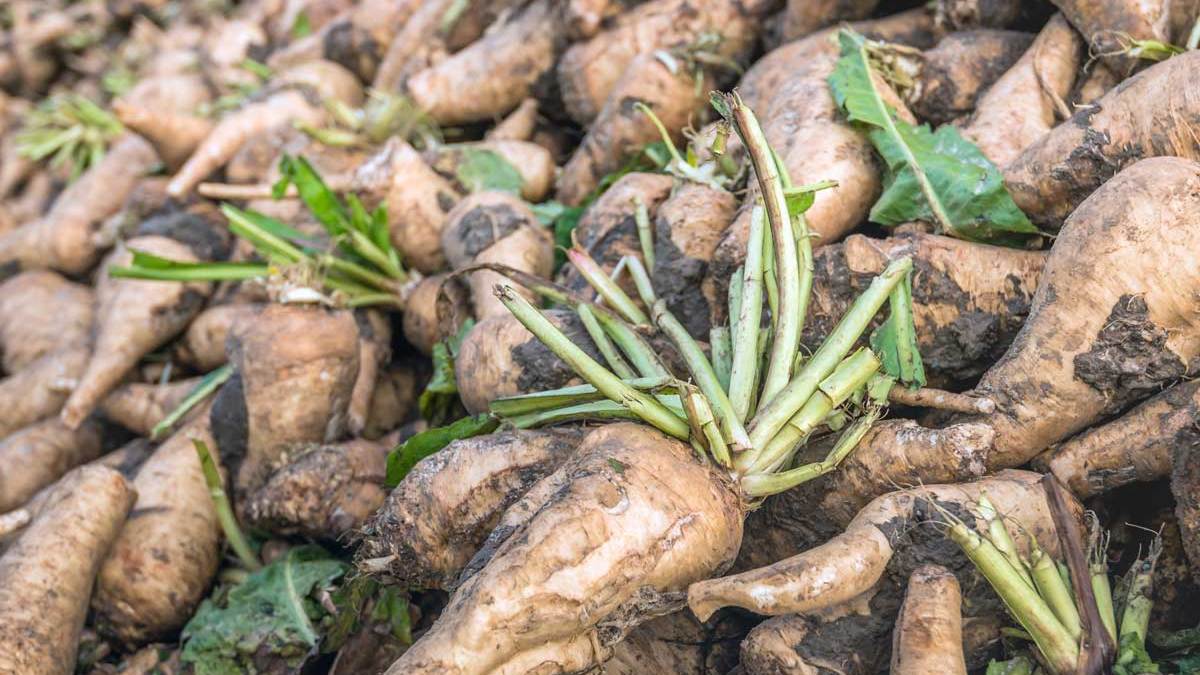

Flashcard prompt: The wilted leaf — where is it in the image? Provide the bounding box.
[828,29,1037,245]
[181,546,347,675]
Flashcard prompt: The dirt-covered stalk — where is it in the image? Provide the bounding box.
[728,93,801,404]
[1030,544,1082,641]
[746,256,912,456]
[741,410,876,496]
[193,440,260,571]
[567,248,649,325]
[739,348,880,475]
[652,300,750,449]
[729,205,766,423]
[577,304,636,379]
[496,285,689,440]
[947,521,1078,673]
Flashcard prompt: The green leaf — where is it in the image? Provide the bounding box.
[277,155,351,237]
[452,148,525,195]
[108,250,269,282]
[291,10,312,38]
[869,269,926,388]
[181,546,347,675]
[985,655,1035,675]
[783,180,838,218]
[551,205,586,273]
[384,414,500,487]
[417,319,475,425]
[828,29,1037,245]
[1114,631,1160,675]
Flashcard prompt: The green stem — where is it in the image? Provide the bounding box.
[977,495,1036,591]
[568,248,649,325]
[633,196,655,270]
[1093,563,1118,644]
[729,205,766,422]
[497,286,689,439]
[746,257,912,454]
[1030,546,1083,641]
[741,409,876,496]
[151,364,233,440]
[711,327,732,392]
[1119,555,1157,645]
[731,94,799,404]
[681,383,731,467]
[490,377,673,417]
[739,348,879,475]
[652,300,750,448]
[193,440,261,571]
[622,255,658,307]
[948,522,1077,674]
[108,262,270,282]
[508,396,683,429]
[578,304,637,379]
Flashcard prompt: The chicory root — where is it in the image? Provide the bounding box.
[0,466,134,675]
[100,376,203,437]
[891,565,967,675]
[804,232,1045,384]
[0,418,102,513]
[1004,51,1200,228]
[556,52,711,205]
[386,422,743,674]
[172,302,265,372]
[61,235,212,429]
[401,273,469,356]
[906,29,1033,125]
[92,417,222,644]
[455,309,602,414]
[0,133,156,274]
[557,172,674,296]
[651,182,736,340]
[358,428,584,589]
[0,347,89,437]
[243,436,394,540]
[220,303,360,495]
[439,191,553,321]
[780,0,879,42]
[687,470,1065,621]
[166,76,352,198]
[557,0,759,124]
[407,0,564,126]
[0,269,93,373]
[962,14,1082,166]
[356,138,461,274]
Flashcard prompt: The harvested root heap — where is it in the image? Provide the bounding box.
[4,1,1200,674]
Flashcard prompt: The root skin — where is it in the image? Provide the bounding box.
[0,134,157,274]
[963,14,1082,167]
[0,466,135,675]
[173,303,265,372]
[910,29,1033,126]
[0,269,94,373]
[386,423,743,674]
[244,436,392,540]
[92,417,222,644]
[61,236,211,429]
[891,565,966,675]
[688,470,1061,620]
[1005,52,1200,228]
[0,418,102,513]
[358,428,584,589]
[226,304,360,495]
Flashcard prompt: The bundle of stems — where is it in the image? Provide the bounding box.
[109,155,412,309]
[488,93,920,497]
[941,485,1160,674]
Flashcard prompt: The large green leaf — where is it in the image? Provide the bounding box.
[828,29,1037,245]
[181,546,347,675]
